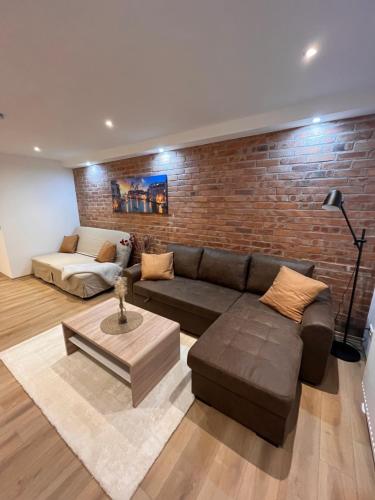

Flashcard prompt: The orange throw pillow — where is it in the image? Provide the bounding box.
[59,235,79,253]
[95,241,117,263]
[141,252,174,280]
[259,265,328,322]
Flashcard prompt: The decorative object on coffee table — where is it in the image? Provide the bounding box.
[115,276,127,324]
[322,188,367,362]
[100,310,143,335]
[62,298,180,406]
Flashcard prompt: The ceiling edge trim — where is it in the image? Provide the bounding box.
[64,87,375,168]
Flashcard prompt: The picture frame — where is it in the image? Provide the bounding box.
[111,175,168,214]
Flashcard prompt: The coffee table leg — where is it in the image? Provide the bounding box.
[130,328,180,407]
[62,325,79,356]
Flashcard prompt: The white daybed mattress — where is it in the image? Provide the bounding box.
[32,227,131,298]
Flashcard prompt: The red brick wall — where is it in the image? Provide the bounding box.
[74,115,375,336]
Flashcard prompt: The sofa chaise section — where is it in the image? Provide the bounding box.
[226,288,334,385]
[187,304,303,445]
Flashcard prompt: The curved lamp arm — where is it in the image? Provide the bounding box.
[340,203,365,250]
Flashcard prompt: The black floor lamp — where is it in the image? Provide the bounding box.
[322,189,366,362]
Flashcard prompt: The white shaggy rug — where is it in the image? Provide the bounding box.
[0,326,195,500]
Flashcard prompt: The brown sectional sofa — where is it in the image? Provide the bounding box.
[125,244,334,445]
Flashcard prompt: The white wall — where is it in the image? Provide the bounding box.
[0,228,12,276]
[0,153,80,278]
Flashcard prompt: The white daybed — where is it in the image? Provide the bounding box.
[32,226,131,298]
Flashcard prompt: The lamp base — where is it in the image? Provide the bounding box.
[331,340,360,362]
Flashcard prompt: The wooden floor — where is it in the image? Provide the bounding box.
[0,274,374,500]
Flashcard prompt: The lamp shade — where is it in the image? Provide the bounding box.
[322,189,343,211]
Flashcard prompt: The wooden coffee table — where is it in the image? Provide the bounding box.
[62,298,180,407]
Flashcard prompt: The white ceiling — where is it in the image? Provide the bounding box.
[1,0,375,167]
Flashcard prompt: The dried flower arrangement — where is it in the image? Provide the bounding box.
[120,233,154,262]
[114,277,127,324]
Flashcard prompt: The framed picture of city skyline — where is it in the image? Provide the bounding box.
[111,175,168,215]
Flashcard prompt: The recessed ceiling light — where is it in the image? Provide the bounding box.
[85,161,91,166]
[34,146,41,152]
[312,116,321,123]
[158,147,164,153]
[105,119,114,129]
[304,46,318,61]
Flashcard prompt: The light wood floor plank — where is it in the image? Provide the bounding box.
[0,273,373,500]
[353,441,375,500]
[318,460,358,500]
[277,384,322,500]
[320,392,356,477]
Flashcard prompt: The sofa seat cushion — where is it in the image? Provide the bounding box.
[133,276,241,320]
[32,252,95,271]
[188,293,303,418]
[227,292,302,334]
[32,252,113,298]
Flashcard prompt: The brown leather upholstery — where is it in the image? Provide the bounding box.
[133,292,214,336]
[125,244,334,445]
[187,305,302,418]
[227,292,299,336]
[198,247,250,291]
[124,263,141,302]
[191,372,300,446]
[167,244,203,279]
[247,253,314,294]
[188,300,303,445]
[299,289,334,384]
[134,276,241,320]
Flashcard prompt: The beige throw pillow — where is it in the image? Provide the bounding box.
[95,241,117,263]
[259,265,328,322]
[59,235,79,253]
[141,252,174,280]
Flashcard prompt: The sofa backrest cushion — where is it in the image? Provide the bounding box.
[247,253,314,294]
[76,226,132,267]
[198,247,251,291]
[167,243,203,279]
